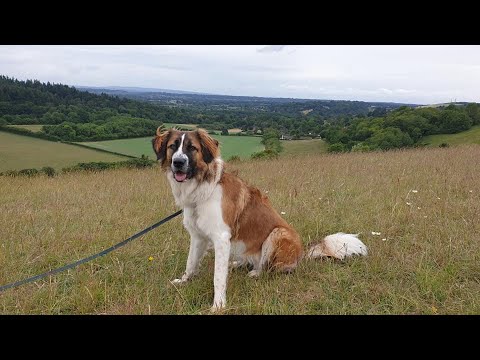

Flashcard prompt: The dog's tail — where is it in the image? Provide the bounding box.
[305,233,368,260]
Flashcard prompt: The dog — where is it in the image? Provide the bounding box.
[152,127,368,312]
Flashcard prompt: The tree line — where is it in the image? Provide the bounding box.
[321,104,480,152]
[1,75,410,141]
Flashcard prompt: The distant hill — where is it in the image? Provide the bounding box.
[416,102,474,109]
[76,85,417,118]
[75,85,209,95]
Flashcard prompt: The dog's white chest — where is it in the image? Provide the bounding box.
[182,185,231,241]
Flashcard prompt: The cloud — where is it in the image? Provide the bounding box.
[0,45,479,104]
[257,45,288,53]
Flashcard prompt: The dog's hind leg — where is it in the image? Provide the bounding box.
[247,231,276,278]
[248,227,302,278]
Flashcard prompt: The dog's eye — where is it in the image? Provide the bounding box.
[188,145,197,152]
[169,144,176,150]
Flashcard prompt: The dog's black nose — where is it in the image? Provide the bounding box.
[173,158,186,168]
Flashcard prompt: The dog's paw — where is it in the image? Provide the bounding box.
[170,274,189,284]
[230,260,244,269]
[171,278,186,284]
[247,270,261,278]
[210,300,226,313]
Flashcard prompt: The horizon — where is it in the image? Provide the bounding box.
[73,83,421,104]
[1,45,479,104]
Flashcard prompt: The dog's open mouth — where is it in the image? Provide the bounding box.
[174,171,187,182]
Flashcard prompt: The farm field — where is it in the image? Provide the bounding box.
[79,134,264,160]
[0,145,479,314]
[0,131,129,172]
[420,125,480,147]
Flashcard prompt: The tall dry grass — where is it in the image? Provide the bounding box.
[0,145,479,314]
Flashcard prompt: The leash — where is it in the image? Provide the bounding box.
[0,209,183,292]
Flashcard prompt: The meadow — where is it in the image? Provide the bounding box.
[79,134,264,160]
[0,145,478,314]
[420,125,480,147]
[281,139,328,156]
[0,131,128,172]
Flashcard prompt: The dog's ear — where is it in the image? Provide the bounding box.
[196,128,219,163]
[152,127,171,165]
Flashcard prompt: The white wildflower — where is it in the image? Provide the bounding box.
[281,211,286,215]
[371,231,381,236]
[417,207,421,210]
[406,202,412,206]
[382,238,387,241]
[411,190,418,193]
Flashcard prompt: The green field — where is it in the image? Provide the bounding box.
[8,124,45,132]
[80,135,264,160]
[420,126,480,147]
[0,131,129,172]
[281,139,328,156]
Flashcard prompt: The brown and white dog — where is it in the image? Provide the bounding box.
[152,127,368,312]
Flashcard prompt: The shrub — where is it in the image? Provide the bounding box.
[328,143,346,153]
[41,166,56,177]
[17,168,40,177]
[439,143,450,148]
[227,155,241,163]
[251,149,279,160]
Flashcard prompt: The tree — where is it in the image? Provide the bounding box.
[367,127,414,150]
[221,127,229,136]
[466,103,480,125]
[438,110,472,134]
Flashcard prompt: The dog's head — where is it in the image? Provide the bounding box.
[152,127,220,183]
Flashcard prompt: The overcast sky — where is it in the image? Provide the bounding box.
[1,45,479,104]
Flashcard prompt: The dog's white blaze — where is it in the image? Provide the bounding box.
[172,133,188,164]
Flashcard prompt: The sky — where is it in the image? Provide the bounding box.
[1,45,479,104]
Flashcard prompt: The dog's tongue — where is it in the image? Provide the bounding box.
[174,172,187,182]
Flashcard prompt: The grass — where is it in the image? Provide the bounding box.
[281,139,328,156]
[79,135,264,160]
[0,131,129,172]
[420,125,480,147]
[8,124,46,132]
[0,144,479,314]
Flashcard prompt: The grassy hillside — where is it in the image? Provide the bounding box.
[0,131,129,172]
[0,145,479,314]
[79,135,264,160]
[420,125,480,147]
[281,139,328,156]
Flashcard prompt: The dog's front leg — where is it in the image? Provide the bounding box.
[172,231,208,284]
[211,232,231,312]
